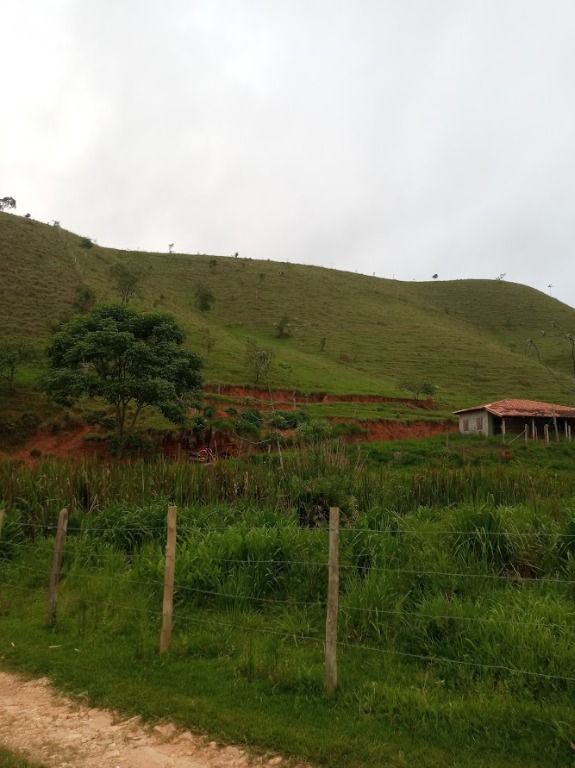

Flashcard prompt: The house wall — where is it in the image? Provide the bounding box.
[458,409,491,436]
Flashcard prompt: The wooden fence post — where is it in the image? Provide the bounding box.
[47,508,68,626]
[160,504,177,654]
[325,506,340,696]
[544,424,550,445]
[0,509,5,539]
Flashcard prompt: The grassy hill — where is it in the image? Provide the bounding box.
[2,211,575,409]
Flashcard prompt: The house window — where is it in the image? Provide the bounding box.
[476,416,483,430]
[462,418,469,431]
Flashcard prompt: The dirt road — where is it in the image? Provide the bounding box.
[0,670,308,768]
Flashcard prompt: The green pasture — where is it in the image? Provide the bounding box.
[2,211,575,414]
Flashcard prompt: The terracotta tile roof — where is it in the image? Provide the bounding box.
[454,399,575,418]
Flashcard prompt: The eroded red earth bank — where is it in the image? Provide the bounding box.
[1,388,454,463]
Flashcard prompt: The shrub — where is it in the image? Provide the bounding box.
[268,410,308,430]
[108,433,159,456]
[73,284,96,313]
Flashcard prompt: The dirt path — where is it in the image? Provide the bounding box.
[0,670,308,768]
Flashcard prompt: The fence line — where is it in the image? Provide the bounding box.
[3,579,574,685]
[4,563,573,630]
[8,520,575,538]
[5,544,575,585]
[2,504,575,695]
[6,551,575,585]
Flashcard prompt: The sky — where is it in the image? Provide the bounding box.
[2,1,575,305]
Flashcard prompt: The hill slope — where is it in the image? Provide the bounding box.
[1,211,575,408]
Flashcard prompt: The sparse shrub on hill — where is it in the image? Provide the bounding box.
[268,410,308,430]
[194,283,215,313]
[245,339,273,385]
[235,410,263,439]
[42,305,203,438]
[275,314,292,339]
[401,379,437,400]
[296,419,331,444]
[109,263,141,305]
[73,284,96,313]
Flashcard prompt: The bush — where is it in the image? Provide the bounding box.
[268,410,308,430]
[73,284,96,313]
[234,417,261,439]
[108,433,159,456]
[0,412,41,445]
[84,410,116,431]
[295,420,331,444]
[239,410,263,427]
[44,411,81,434]
[331,422,367,438]
[293,475,359,527]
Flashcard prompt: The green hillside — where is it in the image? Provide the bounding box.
[1,211,575,408]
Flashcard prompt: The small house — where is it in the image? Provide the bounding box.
[454,399,575,440]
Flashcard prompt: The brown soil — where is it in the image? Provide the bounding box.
[0,669,308,768]
[205,385,434,409]
[1,426,107,465]
[338,419,458,441]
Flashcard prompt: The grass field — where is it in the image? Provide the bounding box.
[1,440,575,767]
[2,211,575,411]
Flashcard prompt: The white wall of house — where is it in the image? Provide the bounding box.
[458,409,492,436]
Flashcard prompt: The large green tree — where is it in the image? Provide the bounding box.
[44,306,202,435]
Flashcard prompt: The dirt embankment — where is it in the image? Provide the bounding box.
[205,385,434,409]
[1,387,451,463]
[0,425,107,464]
[0,669,308,768]
[338,419,458,441]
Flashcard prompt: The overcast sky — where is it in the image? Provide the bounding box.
[2,1,575,306]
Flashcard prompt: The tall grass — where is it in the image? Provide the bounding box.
[3,446,575,525]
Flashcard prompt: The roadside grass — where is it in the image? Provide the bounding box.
[1,539,574,768]
[2,447,575,766]
[0,748,45,768]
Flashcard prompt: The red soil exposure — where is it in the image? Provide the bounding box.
[205,384,434,409]
[338,419,457,442]
[4,425,107,464]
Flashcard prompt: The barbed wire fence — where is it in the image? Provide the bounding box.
[1,506,575,693]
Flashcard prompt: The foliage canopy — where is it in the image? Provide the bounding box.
[43,306,202,435]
